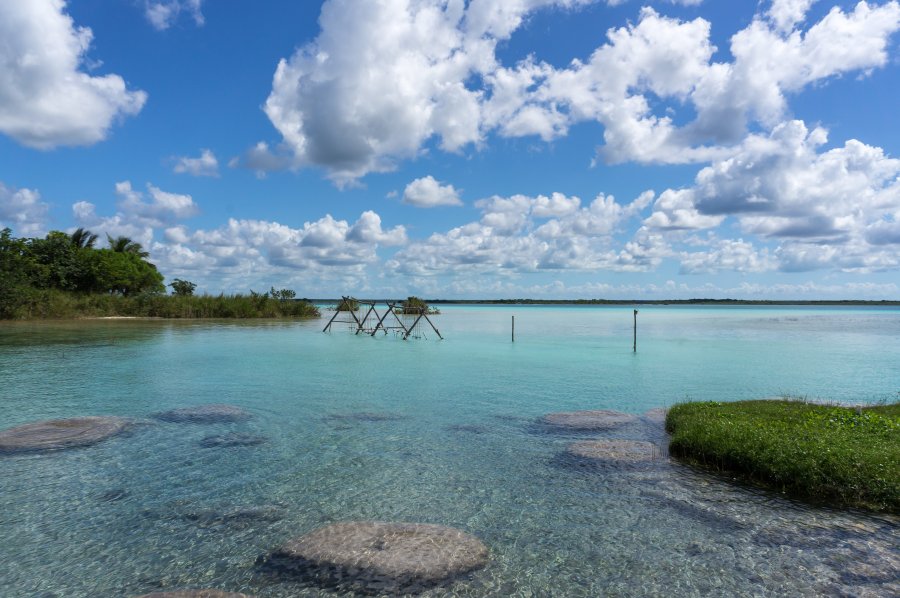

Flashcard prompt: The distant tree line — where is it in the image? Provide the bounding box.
[0,227,319,320]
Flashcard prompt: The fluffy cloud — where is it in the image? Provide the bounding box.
[0,0,147,149]
[0,183,49,235]
[145,0,204,31]
[402,176,463,207]
[159,211,406,283]
[66,184,408,290]
[524,1,900,163]
[71,181,200,248]
[114,181,199,224]
[767,0,817,32]
[679,239,776,274]
[257,0,607,184]
[173,149,219,177]
[388,190,658,276]
[644,119,900,273]
[254,0,899,183]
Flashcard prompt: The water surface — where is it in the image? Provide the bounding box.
[1,306,897,596]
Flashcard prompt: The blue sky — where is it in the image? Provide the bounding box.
[2,0,900,299]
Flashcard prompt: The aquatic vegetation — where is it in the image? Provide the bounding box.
[666,399,900,512]
[1,288,320,319]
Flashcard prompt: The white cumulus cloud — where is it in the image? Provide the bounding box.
[145,0,204,31]
[402,176,463,207]
[252,0,900,184]
[173,149,219,177]
[645,119,900,273]
[0,0,147,149]
[0,182,49,235]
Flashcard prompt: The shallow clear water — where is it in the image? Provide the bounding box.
[0,306,898,597]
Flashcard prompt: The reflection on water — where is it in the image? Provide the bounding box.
[0,307,898,596]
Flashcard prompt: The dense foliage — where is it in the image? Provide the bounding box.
[666,399,900,512]
[397,296,440,314]
[0,228,319,320]
[1,228,163,318]
[333,298,360,311]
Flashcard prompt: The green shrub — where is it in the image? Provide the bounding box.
[666,399,900,512]
[0,291,319,320]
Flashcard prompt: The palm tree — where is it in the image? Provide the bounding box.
[70,227,98,249]
[107,234,149,258]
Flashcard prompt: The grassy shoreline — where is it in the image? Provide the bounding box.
[665,399,900,513]
[2,289,320,320]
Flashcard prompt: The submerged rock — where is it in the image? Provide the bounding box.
[154,405,251,424]
[642,408,668,425]
[134,591,254,598]
[262,521,489,593]
[199,432,266,448]
[0,416,133,454]
[541,410,637,431]
[566,440,660,463]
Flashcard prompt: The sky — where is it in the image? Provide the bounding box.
[2,0,900,299]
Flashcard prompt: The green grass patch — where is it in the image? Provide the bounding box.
[3,289,320,320]
[665,399,900,513]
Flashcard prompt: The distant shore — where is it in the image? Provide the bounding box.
[310,298,900,306]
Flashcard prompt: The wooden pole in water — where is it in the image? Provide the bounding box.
[512,315,515,343]
[633,309,638,353]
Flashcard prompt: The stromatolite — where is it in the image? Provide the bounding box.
[567,440,659,462]
[264,521,489,592]
[154,404,251,424]
[541,410,637,431]
[0,416,132,454]
[642,408,668,424]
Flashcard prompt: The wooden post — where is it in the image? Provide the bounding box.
[633,309,638,353]
[512,315,515,343]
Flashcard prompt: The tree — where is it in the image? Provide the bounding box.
[0,228,36,317]
[84,250,164,295]
[270,287,296,301]
[70,228,98,249]
[169,278,197,296]
[27,231,81,290]
[107,234,149,258]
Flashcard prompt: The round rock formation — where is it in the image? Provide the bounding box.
[541,410,637,431]
[134,591,254,598]
[264,521,489,593]
[642,408,668,424]
[154,404,251,424]
[0,416,132,454]
[567,440,660,463]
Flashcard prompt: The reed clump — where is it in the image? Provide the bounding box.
[665,399,900,513]
[5,288,320,319]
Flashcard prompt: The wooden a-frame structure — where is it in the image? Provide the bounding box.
[322,296,443,340]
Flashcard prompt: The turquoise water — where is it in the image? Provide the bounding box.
[0,306,898,596]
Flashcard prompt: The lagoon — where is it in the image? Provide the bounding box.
[1,305,898,596]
